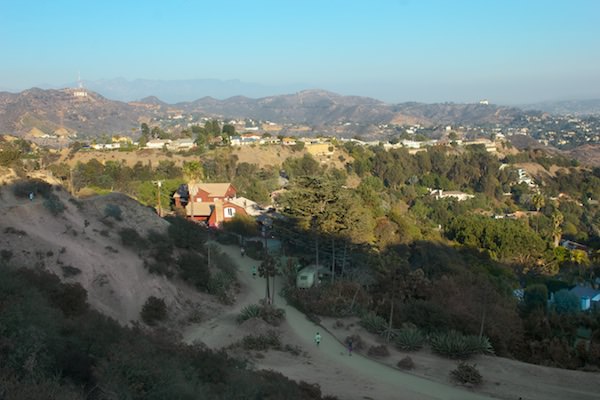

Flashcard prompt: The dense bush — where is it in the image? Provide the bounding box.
[394,327,425,351]
[397,356,415,370]
[43,194,66,216]
[178,253,210,290]
[430,330,494,359]
[237,304,262,323]
[450,362,483,385]
[140,296,167,326]
[286,282,370,317]
[367,344,390,357]
[61,265,82,278]
[237,302,286,326]
[12,179,53,199]
[166,216,208,251]
[0,264,335,399]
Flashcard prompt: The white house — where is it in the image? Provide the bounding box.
[430,189,475,201]
[168,138,196,150]
[145,139,171,149]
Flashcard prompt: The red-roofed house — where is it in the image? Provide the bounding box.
[173,182,248,227]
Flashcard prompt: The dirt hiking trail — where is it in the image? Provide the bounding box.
[184,244,494,400]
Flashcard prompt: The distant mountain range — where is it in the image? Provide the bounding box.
[0,87,532,139]
[521,99,600,116]
[42,78,308,104]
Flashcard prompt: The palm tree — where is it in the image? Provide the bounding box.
[552,210,564,248]
[258,254,277,304]
[531,193,545,233]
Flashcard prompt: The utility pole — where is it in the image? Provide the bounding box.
[153,180,163,217]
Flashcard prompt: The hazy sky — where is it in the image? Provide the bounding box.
[1,0,599,103]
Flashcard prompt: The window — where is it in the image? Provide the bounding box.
[225,207,235,217]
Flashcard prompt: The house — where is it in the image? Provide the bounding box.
[296,265,331,289]
[145,139,171,149]
[560,240,590,253]
[281,137,297,146]
[173,182,249,227]
[430,189,475,201]
[569,286,600,311]
[167,138,196,151]
[91,143,121,150]
[229,196,263,217]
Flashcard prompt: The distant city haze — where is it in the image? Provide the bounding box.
[1,0,599,104]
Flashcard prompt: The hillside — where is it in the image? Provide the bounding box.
[0,88,151,139]
[1,87,526,139]
[0,182,219,325]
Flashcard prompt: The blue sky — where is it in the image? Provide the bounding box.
[1,0,599,103]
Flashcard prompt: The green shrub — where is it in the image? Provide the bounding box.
[166,216,208,251]
[450,362,483,385]
[140,296,167,326]
[43,194,66,216]
[146,261,175,278]
[237,304,262,323]
[13,179,53,198]
[104,204,123,221]
[367,344,390,357]
[236,302,285,326]
[397,356,415,370]
[178,253,210,290]
[61,265,81,278]
[359,312,388,335]
[430,330,494,359]
[394,327,425,351]
[119,228,147,250]
[240,330,281,351]
[260,304,286,326]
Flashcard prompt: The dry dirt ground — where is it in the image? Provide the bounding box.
[184,244,600,400]
[59,145,348,170]
[0,185,222,326]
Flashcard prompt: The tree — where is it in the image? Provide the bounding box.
[523,284,548,315]
[140,296,167,326]
[222,124,236,136]
[553,289,579,314]
[277,176,364,281]
[258,254,277,304]
[183,161,204,181]
[531,193,545,233]
[552,210,564,248]
[222,214,259,240]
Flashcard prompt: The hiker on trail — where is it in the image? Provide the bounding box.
[251,265,257,278]
[240,247,245,257]
[314,332,321,347]
[29,192,34,201]
[347,337,353,356]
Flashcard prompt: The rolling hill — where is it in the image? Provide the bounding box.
[0,87,527,139]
